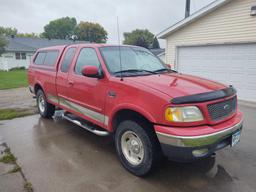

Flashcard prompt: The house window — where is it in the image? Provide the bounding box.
[15,53,21,60]
[15,52,26,60]
[21,53,26,60]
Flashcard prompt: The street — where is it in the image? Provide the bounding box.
[0,105,255,192]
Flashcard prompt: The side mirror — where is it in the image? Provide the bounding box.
[81,66,103,78]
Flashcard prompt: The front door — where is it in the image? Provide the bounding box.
[66,47,107,126]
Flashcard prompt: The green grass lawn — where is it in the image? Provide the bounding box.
[0,70,28,89]
[0,108,34,120]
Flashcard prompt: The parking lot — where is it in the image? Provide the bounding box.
[0,104,255,192]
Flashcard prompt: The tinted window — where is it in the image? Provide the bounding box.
[44,51,59,65]
[75,48,100,75]
[60,48,76,73]
[34,52,46,65]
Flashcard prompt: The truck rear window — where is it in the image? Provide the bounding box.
[44,51,59,65]
[34,51,59,66]
[34,52,46,65]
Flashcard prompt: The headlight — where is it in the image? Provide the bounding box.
[165,106,203,122]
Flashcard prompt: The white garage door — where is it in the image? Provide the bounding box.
[177,44,256,102]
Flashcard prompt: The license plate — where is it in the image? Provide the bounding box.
[231,130,241,147]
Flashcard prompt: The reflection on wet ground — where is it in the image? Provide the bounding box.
[0,105,255,192]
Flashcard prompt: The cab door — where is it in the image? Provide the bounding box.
[66,46,108,126]
[56,46,77,102]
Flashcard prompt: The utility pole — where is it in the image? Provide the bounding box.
[185,0,191,18]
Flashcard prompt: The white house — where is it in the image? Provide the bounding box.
[157,0,256,102]
[0,36,85,71]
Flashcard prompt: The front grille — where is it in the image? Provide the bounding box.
[207,97,237,121]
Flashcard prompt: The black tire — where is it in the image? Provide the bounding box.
[115,119,160,176]
[36,89,55,118]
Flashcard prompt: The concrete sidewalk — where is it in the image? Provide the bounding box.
[0,87,36,110]
[0,140,32,192]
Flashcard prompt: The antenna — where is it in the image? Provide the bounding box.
[117,16,123,81]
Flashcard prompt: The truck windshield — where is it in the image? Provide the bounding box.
[99,46,167,76]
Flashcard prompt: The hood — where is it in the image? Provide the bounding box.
[127,73,227,98]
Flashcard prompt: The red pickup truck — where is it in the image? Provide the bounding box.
[28,44,243,176]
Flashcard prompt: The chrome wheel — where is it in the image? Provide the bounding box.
[121,131,144,166]
[38,94,45,113]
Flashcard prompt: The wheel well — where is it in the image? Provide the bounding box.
[34,84,43,94]
[112,109,161,155]
[112,109,153,132]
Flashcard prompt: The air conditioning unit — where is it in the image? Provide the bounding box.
[251,5,256,16]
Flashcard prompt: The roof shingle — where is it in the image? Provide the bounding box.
[4,36,87,52]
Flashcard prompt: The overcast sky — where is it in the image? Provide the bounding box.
[0,0,215,47]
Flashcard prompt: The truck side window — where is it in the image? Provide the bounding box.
[44,51,59,66]
[34,52,46,65]
[75,48,100,75]
[60,48,76,73]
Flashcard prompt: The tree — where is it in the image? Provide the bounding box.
[123,29,155,49]
[152,37,160,49]
[0,36,8,55]
[16,33,39,38]
[75,22,108,43]
[0,27,17,36]
[41,17,77,39]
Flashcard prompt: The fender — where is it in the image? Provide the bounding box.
[108,103,157,131]
[34,80,44,93]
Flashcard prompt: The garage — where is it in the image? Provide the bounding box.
[157,0,256,102]
[177,44,256,101]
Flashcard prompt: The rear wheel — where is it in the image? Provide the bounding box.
[36,89,55,118]
[115,119,159,176]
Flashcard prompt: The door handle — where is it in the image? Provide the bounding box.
[68,80,74,85]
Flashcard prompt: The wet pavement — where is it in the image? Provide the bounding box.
[0,105,255,192]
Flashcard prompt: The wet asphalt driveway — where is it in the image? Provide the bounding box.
[0,105,255,192]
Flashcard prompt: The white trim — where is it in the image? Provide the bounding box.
[157,0,232,39]
[175,46,179,71]
[176,41,256,48]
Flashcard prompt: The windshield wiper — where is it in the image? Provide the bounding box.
[153,68,178,73]
[114,69,158,75]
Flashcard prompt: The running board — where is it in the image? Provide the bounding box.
[62,112,109,136]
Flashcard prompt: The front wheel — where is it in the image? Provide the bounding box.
[36,89,55,118]
[115,119,159,176]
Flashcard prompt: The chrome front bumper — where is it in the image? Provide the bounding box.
[156,119,243,148]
